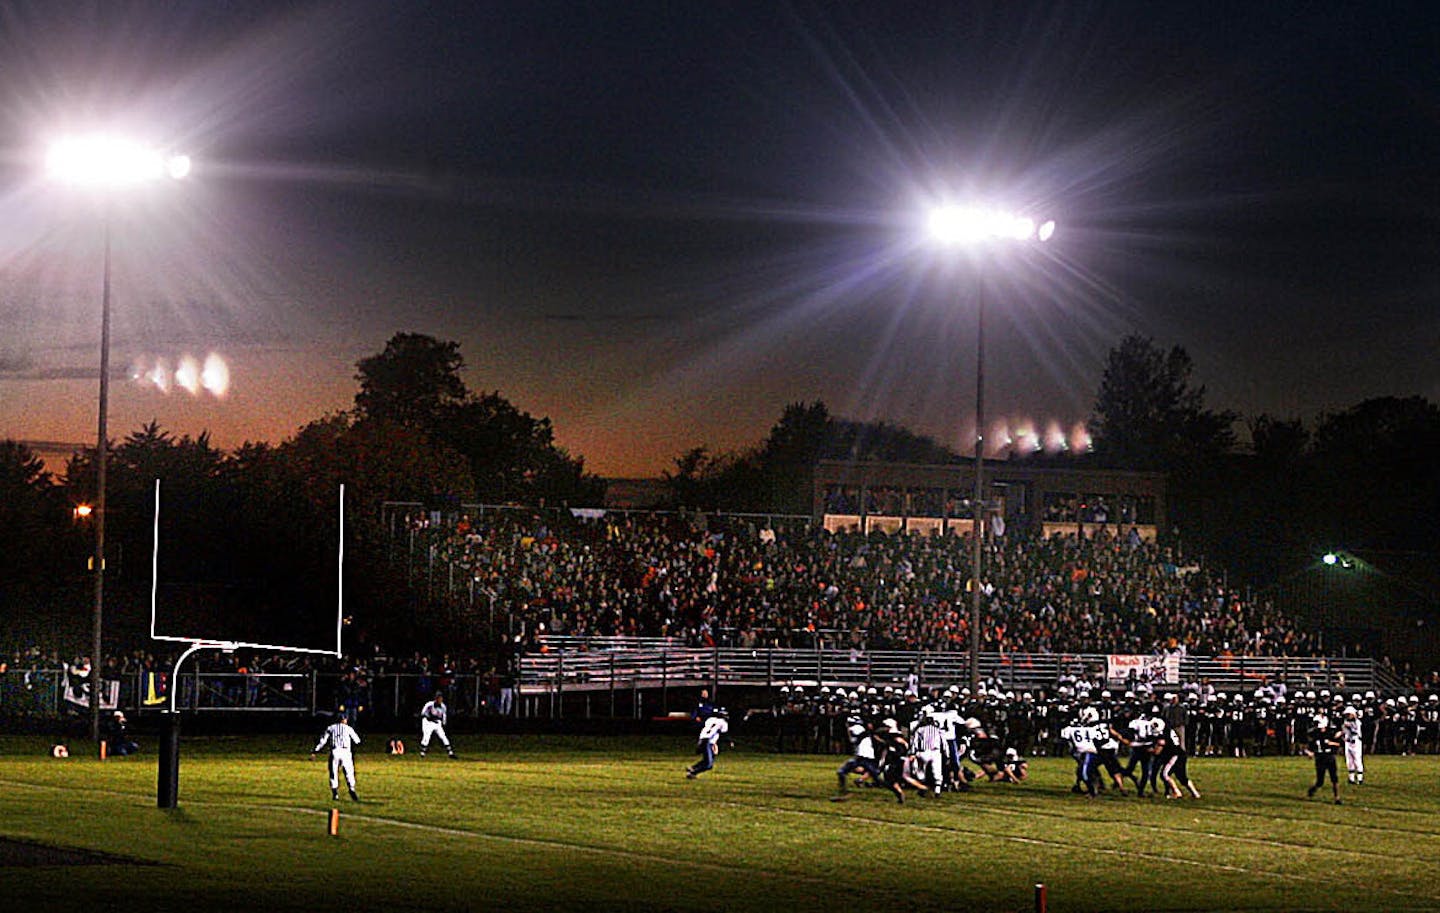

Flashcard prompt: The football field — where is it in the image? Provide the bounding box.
[1,733,1437,912]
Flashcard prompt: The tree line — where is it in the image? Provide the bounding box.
[1,331,1436,658]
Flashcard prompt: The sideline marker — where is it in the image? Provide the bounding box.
[328,807,340,837]
[98,740,108,761]
[1035,883,1047,913]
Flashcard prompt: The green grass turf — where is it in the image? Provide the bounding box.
[1,733,1437,912]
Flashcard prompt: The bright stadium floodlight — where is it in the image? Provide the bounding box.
[928,206,1055,246]
[928,202,1056,689]
[46,135,191,187]
[46,131,189,746]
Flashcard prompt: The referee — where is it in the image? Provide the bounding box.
[1305,713,1343,805]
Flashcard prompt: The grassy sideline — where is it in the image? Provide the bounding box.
[2,733,1438,912]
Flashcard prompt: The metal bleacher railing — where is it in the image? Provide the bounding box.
[1,647,1402,723]
[518,636,1395,700]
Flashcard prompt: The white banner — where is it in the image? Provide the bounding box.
[62,670,120,710]
[1106,653,1180,686]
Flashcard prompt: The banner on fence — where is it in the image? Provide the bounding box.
[62,667,120,710]
[1106,653,1180,686]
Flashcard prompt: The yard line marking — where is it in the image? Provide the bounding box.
[723,800,1440,906]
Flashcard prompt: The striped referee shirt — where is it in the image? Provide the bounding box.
[315,721,361,754]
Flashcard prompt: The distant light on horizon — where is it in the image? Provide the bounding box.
[972,415,1089,457]
[147,358,171,394]
[175,356,201,395]
[127,352,230,398]
[201,353,230,398]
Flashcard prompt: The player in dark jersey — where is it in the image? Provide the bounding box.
[875,719,928,804]
[996,746,1029,783]
[1305,714,1343,804]
[1154,722,1201,799]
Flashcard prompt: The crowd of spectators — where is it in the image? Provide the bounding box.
[421,508,1326,659]
[4,507,1430,711]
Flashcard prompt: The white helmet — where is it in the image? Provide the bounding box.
[1078,706,1100,724]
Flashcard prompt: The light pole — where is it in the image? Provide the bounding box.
[47,135,190,743]
[928,206,1054,689]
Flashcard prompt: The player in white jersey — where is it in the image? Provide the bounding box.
[1340,706,1365,785]
[1061,707,1101,797]
[312,714,362,801]
[686,708,730,779]
[835,716,882,798]
[418,692,457,758]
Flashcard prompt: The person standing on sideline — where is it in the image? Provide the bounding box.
[692,688,715,726]
[686,708,730,779]
[312,713,361,801]
[1305,713,1343,804]
[419,692,457,758]
[1340,706,1365,785]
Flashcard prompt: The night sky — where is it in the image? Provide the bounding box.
[1,1,1436,478]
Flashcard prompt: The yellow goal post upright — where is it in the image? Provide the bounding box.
[149,479,346,808]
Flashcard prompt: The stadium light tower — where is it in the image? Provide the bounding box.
[928,205,1055,690]
[47,134,190,744]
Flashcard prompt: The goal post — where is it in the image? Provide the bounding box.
[151,479,346,808]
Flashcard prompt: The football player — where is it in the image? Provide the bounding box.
[418,692,457,758]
